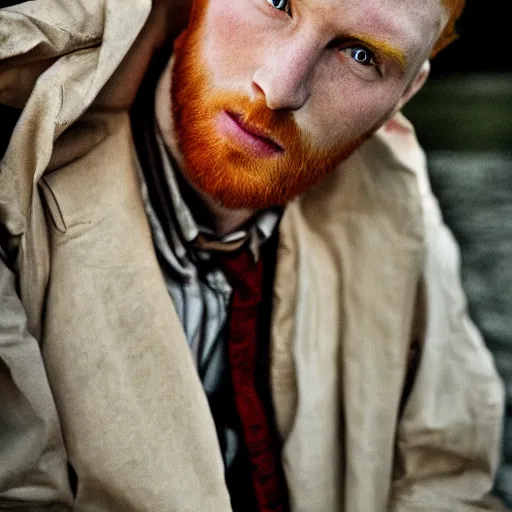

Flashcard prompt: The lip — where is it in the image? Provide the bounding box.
[215,110,284,157]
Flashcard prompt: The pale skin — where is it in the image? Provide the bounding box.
[155,0,448,236]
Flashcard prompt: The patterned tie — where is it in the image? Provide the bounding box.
[218,246,289,512]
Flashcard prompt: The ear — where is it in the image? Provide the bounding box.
[395,60,430,112]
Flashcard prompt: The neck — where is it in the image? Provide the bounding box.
[154,56,258,238]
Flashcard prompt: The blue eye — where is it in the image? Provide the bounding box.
[347,47,376,66]
[266,0,290,13]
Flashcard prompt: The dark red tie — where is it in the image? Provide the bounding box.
[219,247,289,512]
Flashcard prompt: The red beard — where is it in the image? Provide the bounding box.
[171,3,370,210]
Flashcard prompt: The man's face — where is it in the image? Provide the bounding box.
[171,0,445,209]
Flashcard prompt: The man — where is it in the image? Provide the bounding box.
[0,0,506,510]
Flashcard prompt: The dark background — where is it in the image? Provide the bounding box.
[429,1,510,77]
[404,0,512,151]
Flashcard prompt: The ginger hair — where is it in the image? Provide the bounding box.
[431,0,465,57]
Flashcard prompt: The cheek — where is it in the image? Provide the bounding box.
[299,76,404,148]
[202,0,264,85]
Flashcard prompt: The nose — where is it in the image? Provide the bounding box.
[251,33,320,111]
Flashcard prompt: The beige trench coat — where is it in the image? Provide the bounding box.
[0,1,506,510]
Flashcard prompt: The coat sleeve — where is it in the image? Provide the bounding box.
[388,195,506,511]
[0,232,72,510]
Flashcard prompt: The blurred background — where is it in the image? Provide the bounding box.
[402,2,512,505]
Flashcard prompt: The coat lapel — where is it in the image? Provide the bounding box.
[271,121,425,512]
[41,112,232,512]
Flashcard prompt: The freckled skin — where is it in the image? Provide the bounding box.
[200,0,444,147]
[166,0,447,211]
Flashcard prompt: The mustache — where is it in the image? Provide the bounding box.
[202,93,307,151]
[237,99,294,130]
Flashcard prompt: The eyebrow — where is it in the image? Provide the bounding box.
[346,33,407,70]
